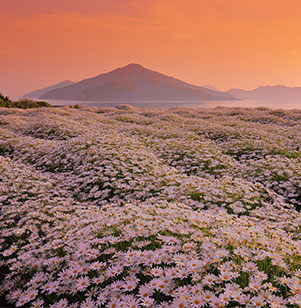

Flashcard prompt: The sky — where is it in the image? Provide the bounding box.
[1,0,301,99]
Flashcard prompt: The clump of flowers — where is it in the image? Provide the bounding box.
[0,106,300,307]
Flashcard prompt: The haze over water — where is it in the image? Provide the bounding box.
[46,100,301,110]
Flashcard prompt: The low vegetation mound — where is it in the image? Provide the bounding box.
[0,93,51,109]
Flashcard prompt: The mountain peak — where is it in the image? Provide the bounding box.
[124,63,144,68]
[23,80,74,99]
[117,63,146,72]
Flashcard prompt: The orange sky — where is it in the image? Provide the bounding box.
[1,0,301,99]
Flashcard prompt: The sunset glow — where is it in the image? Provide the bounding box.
[1,2,301,306]
[1,0,301,98]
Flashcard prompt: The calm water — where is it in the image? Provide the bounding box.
[46,99,301,110]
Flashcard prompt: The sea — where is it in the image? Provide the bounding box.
[45,100,301,110]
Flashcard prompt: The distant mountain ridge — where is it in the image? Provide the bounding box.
[24,80,74,99]
[227,85,301,100]
[39,64,235,101]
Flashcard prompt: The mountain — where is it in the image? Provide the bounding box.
[227,85,301,100]
[24,80,74,99]
[40,64,235,101]
[202,84,218,91]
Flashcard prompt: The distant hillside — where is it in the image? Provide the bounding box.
[202,84,218,91]
[227,85,301,100]
[24,80,74,99]
[40,64,235,101]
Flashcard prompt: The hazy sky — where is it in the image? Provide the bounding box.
[1,0,301,98]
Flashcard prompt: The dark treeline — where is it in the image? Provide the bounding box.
[0,93,51,109]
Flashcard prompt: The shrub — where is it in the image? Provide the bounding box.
[0,93,51,109]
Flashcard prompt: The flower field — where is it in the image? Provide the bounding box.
[0,105,300,308]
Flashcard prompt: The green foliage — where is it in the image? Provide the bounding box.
[0,93,12,107]
[69,104,81,109]
[0,93,52,109]
[11,99,52,109]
